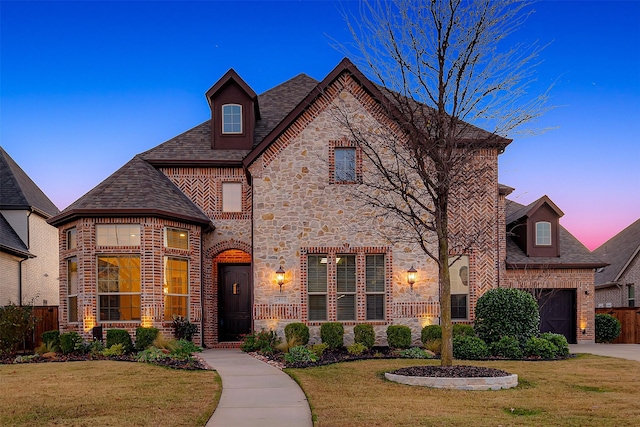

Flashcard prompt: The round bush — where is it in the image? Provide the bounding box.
[540,332,569,357]
[474,288,540,346]
[59,331,84,355]
[135,327,159,351]
[421,325,442,344]
[453,324,475,337]
[321,322,344,349]
[453,335,489,360]
[595,314,622,343]
[284,322,310,346]
[524,336,557,359]
[354,323,375,349]
[106,329,133,353]
[386,325,412,349]
[489,335,523,359]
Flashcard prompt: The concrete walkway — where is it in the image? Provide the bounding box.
[199,349,313,427]
[569,343,640,362]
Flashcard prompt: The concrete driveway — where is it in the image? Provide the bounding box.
[569,343,640,362]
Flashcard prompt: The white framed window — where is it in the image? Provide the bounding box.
[222,182,243,213]
[535,221,552,246]
[67,257,78,322]
[67,228,77,250]
[164,257,189,320]
[307,255,328,321]
[450,255,469,320]
[96,224,140,246]
[336,255,356,321]
[365,254,385,320]
[165,228,188,250]
[97,255,141,321]
[222,104,242,134]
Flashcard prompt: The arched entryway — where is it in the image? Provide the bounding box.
[213,249,252,342]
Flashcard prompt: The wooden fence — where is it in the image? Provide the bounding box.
[596,307,640,344]
[12,306,59,352]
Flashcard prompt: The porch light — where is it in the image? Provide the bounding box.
[407,266,417,290]
[276,266,285,292]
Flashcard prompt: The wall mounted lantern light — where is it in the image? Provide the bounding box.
[407,265,417,291]
[276,266,285,293]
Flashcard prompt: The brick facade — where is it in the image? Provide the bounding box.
[596,254,639,308]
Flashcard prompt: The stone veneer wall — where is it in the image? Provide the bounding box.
[248,72,500,345]
[502,268,596,343]
[57,217,203,345]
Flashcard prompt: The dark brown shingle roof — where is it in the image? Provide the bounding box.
[48,156,211,227]
[0,213,33,258]
[593,219,640,286]
[505,199,606,268]
[0,146,59,218]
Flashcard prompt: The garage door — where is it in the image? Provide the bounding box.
[538,289,577,344]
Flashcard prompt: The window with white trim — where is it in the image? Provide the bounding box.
[222,104,242,134]
[164,257,189,320]
[96,224,140,246]
[307,255,328,321]
[222,182,243,213]
[97,255,141,321]
[306,251,387,322]
[450,255,469,319]
[67,257,78,322]
[165,228,188,250]
[535,221,552,246]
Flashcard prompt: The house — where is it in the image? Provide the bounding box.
[594,219,640,308]
[500,194,607,342]
[0,146,60,307]
[48,59,602,346]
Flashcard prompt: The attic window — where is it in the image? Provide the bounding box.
[222,104,242,134]
[535,221,552,246]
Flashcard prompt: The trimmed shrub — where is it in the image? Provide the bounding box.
[524,336,557,359]
[135,327,159,351]
[321,322,344,349]
[41,330,60,348]
[489,335,523,359]
[354,323,375,349]
[453,335,489,360]
[347,342,368,356]
[453,324,475,337]
[421,325,442,345]
[59,331,84,355]
[386,325,412,349]
[474,288,540,345]
[540,332,569,357]
[106,329,133,353]
[240,329,281,354]
[284,346,317,364]
[284,322,310,346]
[595,314,622,343]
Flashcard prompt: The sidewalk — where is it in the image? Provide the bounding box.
[200,349,313,427]
[569,343,640,362]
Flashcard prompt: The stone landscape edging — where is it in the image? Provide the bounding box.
[384,372,518,390]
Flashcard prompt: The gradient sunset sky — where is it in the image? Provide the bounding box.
[2,0,639,250]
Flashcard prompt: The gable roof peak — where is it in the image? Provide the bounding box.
[205,68,258,104]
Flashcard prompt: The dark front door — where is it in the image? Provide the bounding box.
[538,289,577,344]
[219,265,251,341]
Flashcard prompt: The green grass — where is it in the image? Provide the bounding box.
[0,361,220,427]
[287,354,640,427]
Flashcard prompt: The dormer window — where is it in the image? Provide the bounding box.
[535,221,552,246]
[222,104,242,134]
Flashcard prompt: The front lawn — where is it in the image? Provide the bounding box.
[287,354,640,427]
[0,361,220,427]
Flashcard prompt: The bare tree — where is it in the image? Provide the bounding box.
[335,0,550,366]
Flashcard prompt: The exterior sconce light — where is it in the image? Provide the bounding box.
[276,266,285,293]
[582,328,586,335]
[407,265,417,290]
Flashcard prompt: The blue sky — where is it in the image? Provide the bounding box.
[1,0,639,250]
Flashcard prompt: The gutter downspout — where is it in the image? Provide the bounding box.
[18,257,27,306]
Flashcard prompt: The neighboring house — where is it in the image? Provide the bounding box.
[500,195,607,342]
[48,59,601,345]
[0,146,60,307]
[594,219,640,308]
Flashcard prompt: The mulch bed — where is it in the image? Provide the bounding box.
[390,365,511,378]
[0,352,208,370]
